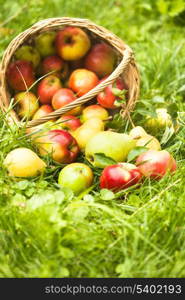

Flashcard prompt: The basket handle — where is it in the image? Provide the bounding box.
[27,46,133,128]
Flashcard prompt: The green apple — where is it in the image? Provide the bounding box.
[4,148,46,177]
[145,108,173,135]
[15,45,41,68]
[35,31,56,57]
[58,163,94,195]
[85,131,136,167]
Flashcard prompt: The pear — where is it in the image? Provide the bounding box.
[85,131,136,167]
[136,134,161,151]
[4,148,46,177]
[129,126,148,139]
[72,117,104,151]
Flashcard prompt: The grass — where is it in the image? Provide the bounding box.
[0,0,185,278]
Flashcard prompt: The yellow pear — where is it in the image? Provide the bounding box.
[129,126,148,139]
[72,117,104,150]
[136,134,161,151]
[4,148,46,177]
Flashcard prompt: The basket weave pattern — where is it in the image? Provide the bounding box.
[0,17,140,128]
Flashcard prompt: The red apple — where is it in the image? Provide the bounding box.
[69,69,99,96]
[136,150,176,178]
[84,42,116,78]
[32,104,54,120]
[37,75,62,104]
[40,55,64,75]
[55,27,91,60]
[58,115,81,131]
[100,163,142,191]
[7,60,35,91]
[52,88,76,110]
[97,77,126,109]
[36,129,79,163]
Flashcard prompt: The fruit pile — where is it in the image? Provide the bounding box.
[4,26,177,196]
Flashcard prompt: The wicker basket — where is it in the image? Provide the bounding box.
[0,17,140,128]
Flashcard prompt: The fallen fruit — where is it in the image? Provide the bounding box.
[136,149,176,178]
[4,148,46,177]
[85,131,136,167]
[100,162,142,191]
[58,163,93,195]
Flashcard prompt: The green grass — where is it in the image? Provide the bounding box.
[0,0,185,278]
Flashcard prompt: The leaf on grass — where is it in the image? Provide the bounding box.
[127,147,148,162]
[94,153,117,168]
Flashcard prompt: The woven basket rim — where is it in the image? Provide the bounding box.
[0,17,140,128]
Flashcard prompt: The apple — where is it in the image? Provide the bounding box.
[52,88,76,110]
[15,45,41,68]
[145,108,173,135]
[4,148,46,177]
[58,163,93,195]
[14,91,39,119]
[57,115,81,131]
[65,105,84,116]
[69,69,99,96]
[85,131,136,167]
[84,42,116,78]
[7,60,35,91]
[37,75,62,104]
[72,117,104,151]
[35,31,56,57]
[40,55,65,76]
[100,163,142,191]
[36,129,79,163]
[81,104,109,122]
[32,104,54,120]
[55,27,91,60]
[97,78,126,109]
[136,149,176,178]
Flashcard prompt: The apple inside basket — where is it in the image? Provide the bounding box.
[0,17,140,130]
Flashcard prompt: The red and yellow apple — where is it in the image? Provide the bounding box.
[55,27,91,60]
[81,104,109,122]
[32,104,54,120]
[136,149,177,178]
[36,129,79,163]
[37,75,62,104]
[100,163,142,191]
[97,78,126,109]
[7,60,35,91]
[58,162,94,195]
[84,42,116,78]
[14,91,39,119]
[57,115,81,131]
[52,88,76,110]
[69,68,99,96]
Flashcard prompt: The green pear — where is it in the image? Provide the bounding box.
[4,148,46,177]
[35,32,56,57]
[85,131,136,167]
[72,117,104,151]
[15,45,41,68]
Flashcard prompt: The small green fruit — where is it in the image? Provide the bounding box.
[58,163,93,195]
